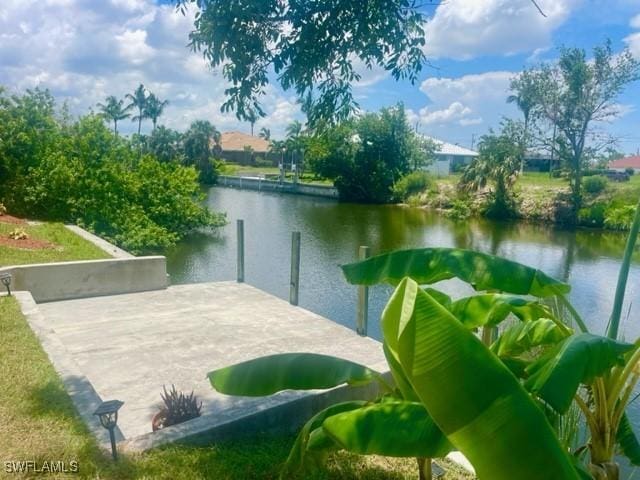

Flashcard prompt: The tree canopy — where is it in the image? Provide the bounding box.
[174,0,426,128]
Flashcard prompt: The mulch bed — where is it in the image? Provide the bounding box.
[0,214,27,225]
[0,237,55,250]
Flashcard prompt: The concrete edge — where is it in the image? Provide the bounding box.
[11,291,124,449]
[121,376,389,453]
[64,225,134,259]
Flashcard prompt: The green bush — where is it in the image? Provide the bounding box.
[393,171,432,202]
[446,199,472,220]
[625,167,635,176]
[0,89,224,254]
[604,205,636,230]
[583,175,608,195]
[578,202,606,227]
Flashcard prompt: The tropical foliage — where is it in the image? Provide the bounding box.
[0,88,224,253]
[459,120,523,219]
[306,104,426,203]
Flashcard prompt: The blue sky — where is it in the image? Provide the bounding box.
[1,0,640,152]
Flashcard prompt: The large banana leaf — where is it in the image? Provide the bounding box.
[208,353,377,396]
[382,277,580,480]
[450,293,556,329]
[321,401,452,458]
[342,247,570,297]
[525,333,635,413]
[617,412,640,466]
[282,401,367,476]
[491,318,571,358]
[383,342,420,401]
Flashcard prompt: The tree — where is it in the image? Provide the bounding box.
[514,41,639,217]
[126,84,149,135]
[174,0,426,128]
[507,73,537,173]
[144,93,169,131]
[96,96,130,135]
[258,127,271,141]
[182,120,220,184]
[307,104,422,203]
[460,120,522,218]
[145,125,183,163]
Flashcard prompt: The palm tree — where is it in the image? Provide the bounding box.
[259,127,271,141]
[507,87,535,174]
[126,84,149,135]
[285,120,303,139]
[144,94,169,131]
[96,96,131,135]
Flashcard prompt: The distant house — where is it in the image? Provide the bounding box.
[421,136,479,176]
[218,131,278,165]
[609,156,640,173]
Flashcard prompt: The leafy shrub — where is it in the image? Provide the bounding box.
[159,385,202,428]
[254,156,274,168]
[446,199,472,220]
[578,202,606,227]
[393,171,432,202]
[0,90,224,254]
[583,175,608,195]
[625,167,635,176]
[604,205,636,230]
[582,168,607,177]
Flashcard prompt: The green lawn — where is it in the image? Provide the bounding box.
[0,222,109,266]
[0,295,472,479]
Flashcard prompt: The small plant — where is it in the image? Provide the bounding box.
[154,385,202,429]
[393,171,432,202]
[604,204,636,230]
[8,228,28,240]
[0,203,6,215]
[583,175,608,195]
[625,167,635,176]
[446,198,472,220]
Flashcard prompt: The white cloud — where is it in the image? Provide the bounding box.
[424,0,579,60]
[631,14,640,29]
[412,71,518,142]
[0,0,302,137]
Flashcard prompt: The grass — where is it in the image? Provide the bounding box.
[220,163,333,186]
[0,295,473,479]
[0,222,109,266]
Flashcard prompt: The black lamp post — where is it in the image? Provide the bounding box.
[93,400,124,460]
[0,273,11,296]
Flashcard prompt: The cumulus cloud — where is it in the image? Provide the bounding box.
[0,0,302,137]
[625,14,640,59]
[424,0,579,60]
[411,71,518,142]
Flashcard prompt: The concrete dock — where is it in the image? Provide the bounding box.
[26,282,387,451]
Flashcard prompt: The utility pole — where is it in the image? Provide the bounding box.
[471,133,477,150]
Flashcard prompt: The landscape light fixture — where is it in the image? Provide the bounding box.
[93,400,124,461]
[0,273,11,296]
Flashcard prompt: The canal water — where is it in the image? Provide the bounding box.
[167,186,640,341]
[165,186,640,471]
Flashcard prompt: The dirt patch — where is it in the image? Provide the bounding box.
[0,237,55,250]
[0,214,27,225]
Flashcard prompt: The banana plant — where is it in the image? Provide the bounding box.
[341,199,640,479]
[208,249,581,478]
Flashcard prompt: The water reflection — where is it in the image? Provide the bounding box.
[166,187,639,341]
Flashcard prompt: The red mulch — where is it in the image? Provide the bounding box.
[0,237,55,250]
[0,214,27,225]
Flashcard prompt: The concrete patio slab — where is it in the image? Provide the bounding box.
[32,282,388,450]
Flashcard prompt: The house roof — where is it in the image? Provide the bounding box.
[220,131,270,153]
[610,156,640,169]
[423,135,478,157]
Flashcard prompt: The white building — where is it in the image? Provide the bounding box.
[421,136,479,177]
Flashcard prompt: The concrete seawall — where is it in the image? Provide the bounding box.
[1,256,169,302]
[218,175,339,199]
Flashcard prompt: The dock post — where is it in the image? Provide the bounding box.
[237,219,245,283]
[356,246,370,336]
[290,232,301,305]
